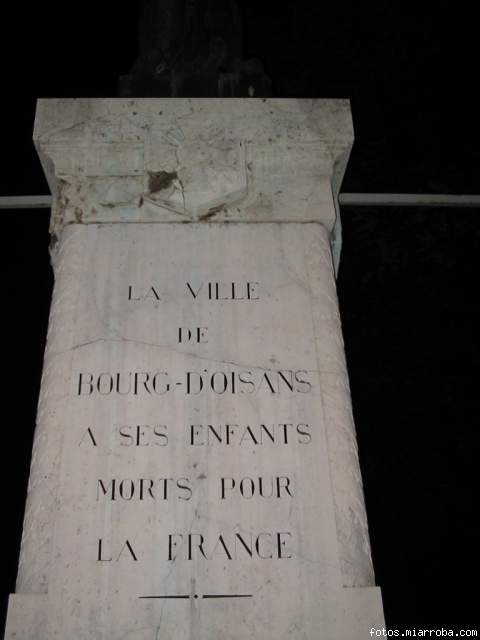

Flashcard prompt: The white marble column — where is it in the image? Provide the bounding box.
[5,99,383,639]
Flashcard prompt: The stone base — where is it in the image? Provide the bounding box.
[5,587,383,639]
[4,594,47,639]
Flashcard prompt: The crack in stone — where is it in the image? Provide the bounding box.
[49,336,323,374]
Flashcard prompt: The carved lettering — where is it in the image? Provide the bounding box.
[78,427,98,447]
[220,476,293,500]
[118,424,168,446]
[96,477,192,501]
[186,281,261,301]
[178,327,208,343]
[76,369,312,396]
[189,423,311,445]
[97,539,138,562]
[128,285,161,302]
[167,531,293,561]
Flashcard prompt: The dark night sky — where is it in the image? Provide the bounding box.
[1,0,479,635]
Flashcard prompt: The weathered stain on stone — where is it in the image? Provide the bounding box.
[148,170,177,193]
[57,179,70,207]
[198,204,224,221]
[49,232,59,254]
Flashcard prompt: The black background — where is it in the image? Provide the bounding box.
[1,0,479,635]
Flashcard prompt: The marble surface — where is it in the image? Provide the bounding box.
[7,223,382,639]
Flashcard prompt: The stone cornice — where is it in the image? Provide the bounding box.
[34,98,353,242]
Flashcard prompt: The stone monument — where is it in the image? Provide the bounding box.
[118,0,271,98]
[4,98,384,639]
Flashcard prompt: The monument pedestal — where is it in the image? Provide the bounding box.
[5,99,383,639]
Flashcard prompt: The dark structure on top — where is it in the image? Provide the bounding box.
[118,0,271,97]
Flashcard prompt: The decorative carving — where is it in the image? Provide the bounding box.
[34,99,352,242]
[144,125,247,217]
